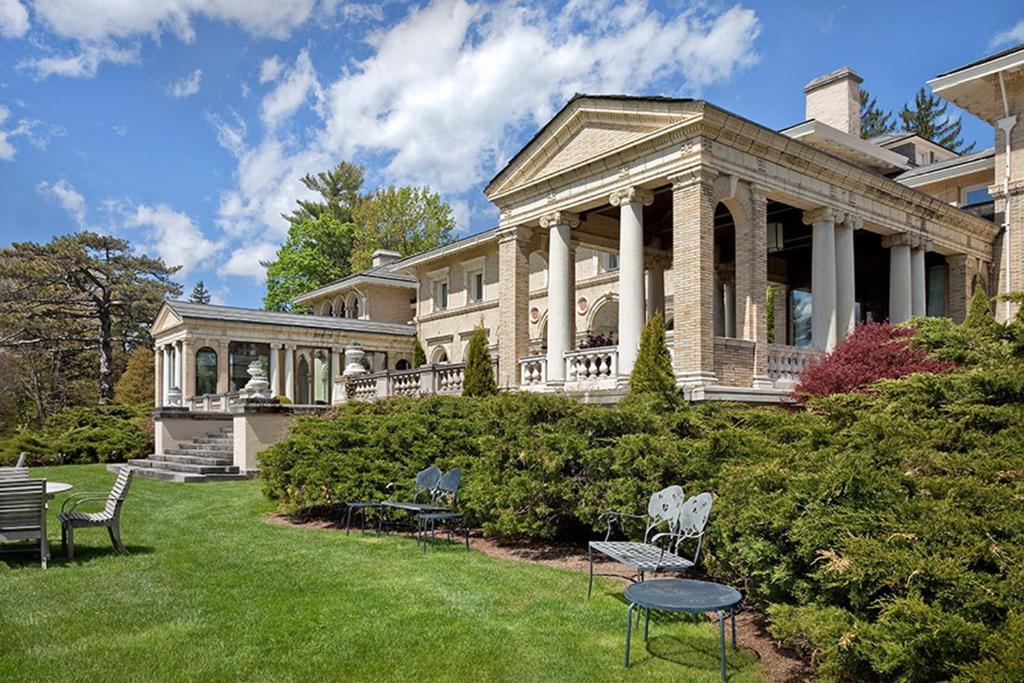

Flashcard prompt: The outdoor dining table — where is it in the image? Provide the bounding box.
[44,481,73,499]
[623,578,742,682]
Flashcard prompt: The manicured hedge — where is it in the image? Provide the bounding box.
[0,404,153,465]
[259,363,1024,681]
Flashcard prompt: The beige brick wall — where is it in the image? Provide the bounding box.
[946,253,989,323]
[912,169,994,206]
[714,337,754,387]
[671,170,717,383]
[497,226,533,386]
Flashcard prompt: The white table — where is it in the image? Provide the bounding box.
[45,481,73,499]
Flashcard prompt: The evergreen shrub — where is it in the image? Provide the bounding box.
[0,404,152,465]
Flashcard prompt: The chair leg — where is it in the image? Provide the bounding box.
[345,507,353,536]
[61,523,67,553]
[109,523,126,555]
[40,537,48,569]
[66,526,75,561]
[588,546,594,598]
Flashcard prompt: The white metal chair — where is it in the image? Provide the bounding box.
[0,478,49,568]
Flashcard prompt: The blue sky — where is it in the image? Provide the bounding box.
[1,1,1023,309]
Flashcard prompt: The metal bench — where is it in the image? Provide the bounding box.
[588,487,713,597]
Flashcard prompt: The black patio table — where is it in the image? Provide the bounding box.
[623,578,742,682]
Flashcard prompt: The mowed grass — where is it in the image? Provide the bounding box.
[0,465,764,682]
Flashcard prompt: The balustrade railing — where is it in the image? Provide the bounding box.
[564,346,618,389]
[186,391,241,412]
[330,361,502,403]
[435,364,465,394]
[519,356,547,388]
[766,343,820,388]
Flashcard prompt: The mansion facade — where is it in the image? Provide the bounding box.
[152,45,1024,408]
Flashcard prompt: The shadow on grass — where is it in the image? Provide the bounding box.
[0,543,155,569]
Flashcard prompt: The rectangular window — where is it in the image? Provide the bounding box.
[433,279,448,312]
[599,252,619,273]
[963,185,991,206]
[467,269,484,303]
[790,288,812,347]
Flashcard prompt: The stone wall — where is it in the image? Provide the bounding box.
[713,337,755,388]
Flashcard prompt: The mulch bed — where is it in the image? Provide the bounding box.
[266,513,815,682]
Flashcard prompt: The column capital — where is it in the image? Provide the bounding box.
[668,168,718,189]
[609,186,654,207]
[841,214,864,230]
[801,206,843,226]
[269,342,283,350]
[283,343,297,351]
[538,210,580,229]
[497,224,533,243]
[880,233,913,249]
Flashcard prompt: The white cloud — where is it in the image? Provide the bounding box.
[220,241,278,281]
[167,68,202,98]
[206,110,248,157]
[22,41,140,79]
[0,0,29,38]
[124,203,221,276]
[213,0,761,244]
[260,48,322,129]
[259,55,283,83]
[112,124,128,136]
[990,19,1024,49]
[37,179,88,225]
[0,106,66,159]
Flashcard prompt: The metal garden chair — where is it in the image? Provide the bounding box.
[0,467,29,480]
[588,487,713,597]
[346,466,443,535]
[57,466,134,560]
[415,468,469,552]
[16,452,27,468]
[0,477,49,568]
[373,465,443,534]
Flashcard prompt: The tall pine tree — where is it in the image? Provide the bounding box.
[189,280,211,304]
[899,88,974,153]
[860,88,896,139]
[284,161,364,225]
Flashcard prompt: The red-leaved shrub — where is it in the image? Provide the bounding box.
[796,322,953,399]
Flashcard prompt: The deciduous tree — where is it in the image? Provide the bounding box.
[114,346,155,405]
[262,214,355,312]
[350,186,455,271]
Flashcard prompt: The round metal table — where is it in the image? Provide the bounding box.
[45,481,73,499]
[623,578,742,681]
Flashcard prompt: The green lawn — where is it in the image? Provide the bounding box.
[0,465,764,682]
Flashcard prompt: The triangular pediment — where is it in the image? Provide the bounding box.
[487,97,701,198]
[151,302,184,336]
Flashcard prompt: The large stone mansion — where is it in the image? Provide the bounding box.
[152,44,1024,408]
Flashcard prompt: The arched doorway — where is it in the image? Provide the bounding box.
[195,347,217,395]
[395,359,411,370]
[587,297,618,347]
[296,355,310,404]
[313,351,329,404]
[714,203,737,338]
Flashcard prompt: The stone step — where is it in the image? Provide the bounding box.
[128,458,240,475]
[149,453,233,467]
[174,443,233,453]
[109,463,251,483]
[193,435,234,444]
[164,447,233,459]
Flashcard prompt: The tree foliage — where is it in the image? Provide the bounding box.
[350,186,455,272]
[900,87,974,153]
[0,232,180,406]
[625,312,679,409]
[0,403,152,466]
[189,280,212,304]
[114,346,154,406]
[462,327,497,397]
[964,281,1002,337]
[796,322,952,399]
[860,88,897,139]
[284,161,364,226]
[262,214,355,312]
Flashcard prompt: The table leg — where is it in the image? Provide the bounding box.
[731,608,737,650]
[345,506,353,536]
[587,546,594,598]
[624,604,634,668]
[718,610,727,683]
[644,607,650,641]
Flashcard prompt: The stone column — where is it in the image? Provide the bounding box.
[497,225,534,387]
[173,341,183,391]
[284,344,295,401]
[154,344,164,407]
[911,243,927,318]
[722,280,736,337]
[746,184,771,387]
[835,214,859,340]
[646,261,666,321]
[540,211,579,384]
[803,207,840,350]
[670,170,717,387]
[611,186,653,376]
[216,339,230,393]
[269,343,282,398]
[181,338,195,400]
[884,234,913,323]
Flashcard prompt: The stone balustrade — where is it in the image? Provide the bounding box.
[187,392,243,412]
[766,343,820,389]
[330,361,499,403]
[519,356,547,389]
[564,346,618,390]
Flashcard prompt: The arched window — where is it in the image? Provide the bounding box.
[195,347,218,396]
[347,293,360,319]
[430,347,448,364]
[338,299,347,318]
[395,359,411,370]
[228,341,270,391]
[320,301,333,316]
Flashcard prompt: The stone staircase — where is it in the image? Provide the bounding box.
[116,425,251,483]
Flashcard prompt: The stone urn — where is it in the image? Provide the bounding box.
[343,342,367,376]
[242,359,271,398]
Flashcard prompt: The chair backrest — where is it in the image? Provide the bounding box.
[0,467,29,480]
[105,467,135,517]
[413,466,442,502]
[15,452,27,468]
[677,492,714,563]
[0,478,46,541]
[643,485,685,542]
[434,468,462,506]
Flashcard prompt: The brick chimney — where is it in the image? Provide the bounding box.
[804,67,864,137]
[371,249,403,268]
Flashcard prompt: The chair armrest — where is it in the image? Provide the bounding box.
[61,495,110,513]
[597,511,646,541]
